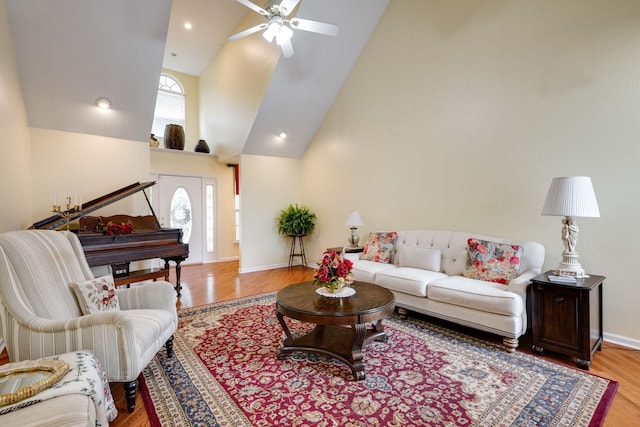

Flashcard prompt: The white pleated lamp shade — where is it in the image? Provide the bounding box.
[344,211,364,227]
[541,176,600,218]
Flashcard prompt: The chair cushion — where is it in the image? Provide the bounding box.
[375,268,448,297]
[397,246,441,271]
[71,275,120,315]
[360,232,398,263]
[427,276,523,316]
[463,238,523,284]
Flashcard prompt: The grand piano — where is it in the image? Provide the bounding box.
[29,181,189,296]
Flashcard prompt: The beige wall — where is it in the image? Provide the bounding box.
[4,0,640,347]
[30,128,152,223]
[150,149,239,261]
[239,154,303,272]
[198,12,279,162]
[0,0,31,232]
[234,0,640,345]
[295,0,640,345]
[160,69,200,152]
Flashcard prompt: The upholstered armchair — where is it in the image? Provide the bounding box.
[0,230,178,412]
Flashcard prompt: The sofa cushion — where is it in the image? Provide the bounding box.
[375,268,448,297]
[351,260,398,283]
[360,231,398,263]
[71,274,120,315]
[427,276,523,316]
[463,238,523,284]
[397,246,441,271]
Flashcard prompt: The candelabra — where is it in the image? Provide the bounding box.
[52,196,82,219]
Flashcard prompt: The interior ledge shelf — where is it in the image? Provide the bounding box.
[150,147,216,157]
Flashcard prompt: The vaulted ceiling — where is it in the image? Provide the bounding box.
[6,0,388,160]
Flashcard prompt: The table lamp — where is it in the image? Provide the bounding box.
[345,211,364,248]
[541,176,600,277]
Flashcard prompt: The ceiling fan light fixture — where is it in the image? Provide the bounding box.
[262,21,279,43]
[276,25,293,45]
[229,0,338,58]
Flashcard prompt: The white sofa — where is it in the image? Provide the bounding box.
[344,230,545,352]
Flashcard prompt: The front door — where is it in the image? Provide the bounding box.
[157,174,203,264]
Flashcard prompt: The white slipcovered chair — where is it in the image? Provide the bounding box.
[0,229,178,412]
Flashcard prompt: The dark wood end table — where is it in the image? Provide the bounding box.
[326,246,364,254]
[530,271,605,370]
[275,281,395,380]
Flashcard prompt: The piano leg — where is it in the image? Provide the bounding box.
[164,257,185,297]
[174,260,183,296]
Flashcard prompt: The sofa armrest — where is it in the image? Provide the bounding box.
[507,269,541,297]
[344,252,360,263]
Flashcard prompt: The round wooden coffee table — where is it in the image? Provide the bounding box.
[275,281,395,380]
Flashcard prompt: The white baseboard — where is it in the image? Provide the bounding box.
[239,263,288,273]
[215,256,239,262]
[238,262,313,273]
[604,332,640,350]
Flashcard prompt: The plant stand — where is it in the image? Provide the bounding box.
[288,234,307,268]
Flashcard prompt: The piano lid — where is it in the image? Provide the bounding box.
[30,181,158,230]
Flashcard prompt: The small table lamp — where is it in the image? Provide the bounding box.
[541,176,600,277]
[345,211,364,248]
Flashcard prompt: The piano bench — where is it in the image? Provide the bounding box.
[113,267,169,287]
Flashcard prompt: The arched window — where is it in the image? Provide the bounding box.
[151,74,185,141]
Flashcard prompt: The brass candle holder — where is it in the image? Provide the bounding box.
[52,196,82,217]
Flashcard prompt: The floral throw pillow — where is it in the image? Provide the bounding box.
[71,274,120,315]
[360,232,398,264]
[463,238,523,285]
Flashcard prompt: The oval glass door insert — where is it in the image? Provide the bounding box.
[170,186,192,243]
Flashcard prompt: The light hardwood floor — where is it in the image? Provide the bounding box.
[2,261,639,426]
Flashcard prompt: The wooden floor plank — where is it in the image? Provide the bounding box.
[1,261,638,426]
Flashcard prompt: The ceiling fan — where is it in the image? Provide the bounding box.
[228,0,339,58]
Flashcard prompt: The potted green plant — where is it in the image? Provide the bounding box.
[276,204,317,236]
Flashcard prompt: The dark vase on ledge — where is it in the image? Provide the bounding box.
[164,124,185,150]
[194,139,210,153]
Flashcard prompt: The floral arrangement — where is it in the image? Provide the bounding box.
[314,250,354,292]
[105,222,134,236]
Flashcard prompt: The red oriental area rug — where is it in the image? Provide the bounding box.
[140,293,617,426]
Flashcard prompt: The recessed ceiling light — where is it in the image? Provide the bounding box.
[184,22,193,30]
[278,131,288,139]
[95,97,111,109]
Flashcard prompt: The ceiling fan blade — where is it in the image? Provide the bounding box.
[279,0,301,16]
[290,18,339,36]
[233,0,269,16]
[280,39,294,58]
[228,23,268,41]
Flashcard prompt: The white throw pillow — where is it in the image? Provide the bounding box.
[397,246,441,272]
[71,274,120,315]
